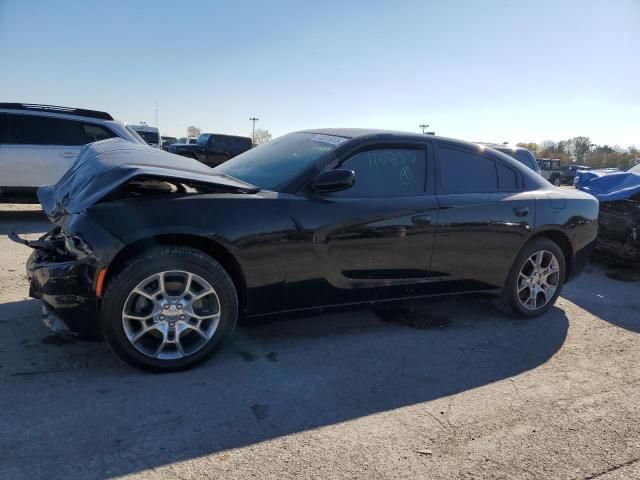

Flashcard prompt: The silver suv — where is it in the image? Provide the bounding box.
[0,103,146,202]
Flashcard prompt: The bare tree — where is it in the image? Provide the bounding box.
[186,126,202,138]
[253,128,272,145]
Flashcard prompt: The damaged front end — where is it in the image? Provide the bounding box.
[576,169,640,265]
[595,197,640,265]
[13,138,259,339]
[12,219,118,339]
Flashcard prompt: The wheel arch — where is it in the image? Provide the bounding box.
[528,229,574,281]
[104,234,247,314]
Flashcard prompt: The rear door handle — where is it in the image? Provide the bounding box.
[514,207,529,217]
[59,152,76,159]
[411,214,432,226]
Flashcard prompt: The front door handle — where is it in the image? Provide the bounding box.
[59,152,76,159]
[411,214,432,226]
[514,207,529,217]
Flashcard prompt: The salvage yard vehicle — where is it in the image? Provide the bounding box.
[478,143,542,175]
[161,136,178,151]
[128,124,161,148]
[176,137,198,145]
[577,164,640,264]
[14,130,599,372]
[0,103,146,203]
[538,158,563,186]
[167,133,252,166]
[561,164,591,185]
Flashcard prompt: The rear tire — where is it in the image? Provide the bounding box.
[496,238,566,317]
[101,247,237,372]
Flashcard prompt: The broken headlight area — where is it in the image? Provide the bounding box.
[11,227,94,262]
[10,227,71,260]
[64,233,92,259]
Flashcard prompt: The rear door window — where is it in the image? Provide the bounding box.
[8,114,71,145]
[438,147,498,193]
[7,114,115,145]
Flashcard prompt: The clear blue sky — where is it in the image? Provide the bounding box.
[1,0,638,146]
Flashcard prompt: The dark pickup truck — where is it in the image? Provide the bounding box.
[167,133,253,166]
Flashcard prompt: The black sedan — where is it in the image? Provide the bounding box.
[16,131,599,371]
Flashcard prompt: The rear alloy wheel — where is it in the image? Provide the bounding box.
[101,247,237,372]
[497,238,566,317]
[516,251,560,311]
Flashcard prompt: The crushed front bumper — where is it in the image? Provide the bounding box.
[24,231,102,338]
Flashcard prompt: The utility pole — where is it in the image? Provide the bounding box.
[155,100,158,129]
[249,117,259,144]
[419,123,429,134]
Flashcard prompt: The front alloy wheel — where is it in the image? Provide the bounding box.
[101,247,237,372]
[122,271,221,360]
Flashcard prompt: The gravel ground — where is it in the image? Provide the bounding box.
[0,204,638,480]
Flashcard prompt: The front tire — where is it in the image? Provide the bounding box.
[101,247,237,372]
[497,238,566,317]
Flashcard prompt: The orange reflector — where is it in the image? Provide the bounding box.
[95,268,107,298]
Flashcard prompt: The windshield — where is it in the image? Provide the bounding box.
[214,132,348,190]
[134,130,159,144]
[629,163,640,173]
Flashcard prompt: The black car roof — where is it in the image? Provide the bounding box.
[300,128,477,148]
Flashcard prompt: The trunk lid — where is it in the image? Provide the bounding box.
[39,138,258,224]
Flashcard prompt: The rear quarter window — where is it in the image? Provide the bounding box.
[497,163,519,191]
[82,123,116,142]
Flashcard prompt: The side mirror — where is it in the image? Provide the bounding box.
[311,169,355,193]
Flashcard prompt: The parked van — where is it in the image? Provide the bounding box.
[128,124,161,148]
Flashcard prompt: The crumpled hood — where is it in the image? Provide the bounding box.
[576,170,640,202]
[39,138,258,223]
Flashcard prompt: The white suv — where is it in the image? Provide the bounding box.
[0,103,147,202]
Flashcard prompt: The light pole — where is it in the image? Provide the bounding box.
[419,123,429,134]
[250,117,259,144]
